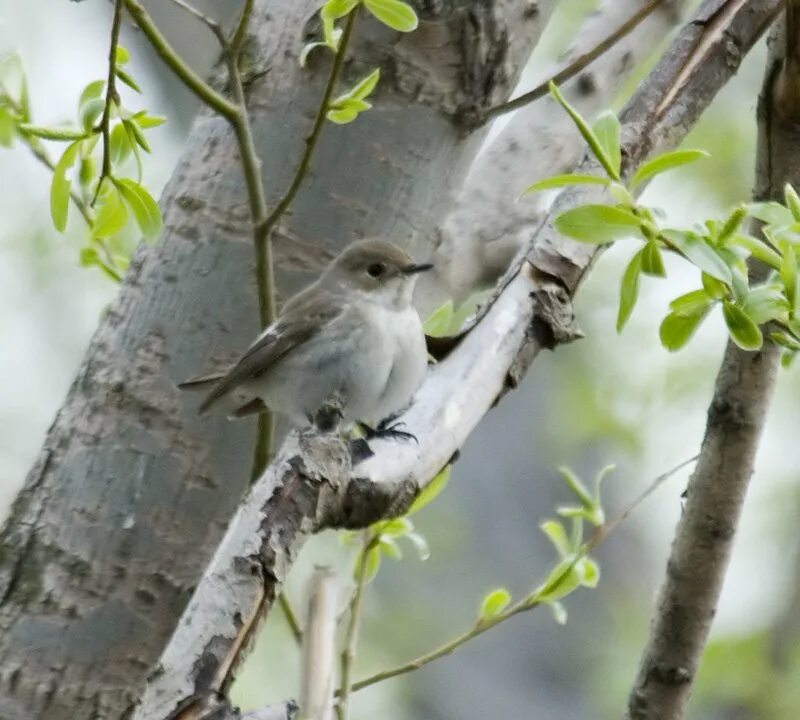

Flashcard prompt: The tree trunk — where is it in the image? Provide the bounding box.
[0,2,550,718]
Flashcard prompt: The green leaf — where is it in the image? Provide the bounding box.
[327,106,359,124]
[378,536,402,560]
[722,301,763,351]
[534,558,583,602]
[351,70,380,100]
[50,140,81,232]
[359,545,382,583]
[0,107,15,146]
[554,204,641,244]
[405,531,430,561]
[523,173,608,194]
[300,41,331,67]
[747,201,794,227]
[785,184,800,221]
[579,557,600,588]
[669,289,713,316]
[78,79,105,116]
[743,285,789,325]
[115,45,130,65]
[18,124,87,141]
[702,272,728,299]
[92,185,128,238]
[132,111,166,129]
[641,241,665,277]
[780,241,798,311]
[591,111,621,177]
[730,265,750,304]
[123,117,150,152]
[379,517,413,537]
[363,0,419,31]
[557,467,594,510]
[771,331,800,351]
[479,588,511,621]
[662,229,732,283]
[547,601,567,625]
[718,206,748,244]
[110,122,132,166]
[115,67,141,93]
[630,149,709,189]
[617,248,643,332]
[408,465,450,515]
[114,178,162,237]
[423,301,454,337]
[549,82,618,180]
[322,0,359,20]
[80,99,106,133]
[540,520,572,558]
[0,53,30,121]
[659,305,711,352]
[78,156,95,190]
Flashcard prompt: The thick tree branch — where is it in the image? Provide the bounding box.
[624,10,797,720]
[131,3,782,718]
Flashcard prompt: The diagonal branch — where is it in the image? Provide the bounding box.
[131,2,783,718]
[624,8,797,720]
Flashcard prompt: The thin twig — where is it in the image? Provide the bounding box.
[93,0,124,206]
[164,0,224,40]
[278,592,304,645]
[121,0,239,120]
[346,457,698,695]
[230,0,255,53]
[484,0,668,120]
[255,9,358,258]
[337,532,375,720]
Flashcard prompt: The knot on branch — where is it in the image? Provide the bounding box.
[529,282,583,350]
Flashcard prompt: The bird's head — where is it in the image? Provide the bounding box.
[323,238,433,309]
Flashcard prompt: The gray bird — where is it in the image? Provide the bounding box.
[181,239,432,434]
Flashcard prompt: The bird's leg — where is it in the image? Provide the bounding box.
[359,414,418,444]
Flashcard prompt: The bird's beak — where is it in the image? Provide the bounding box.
[402,262,434,275]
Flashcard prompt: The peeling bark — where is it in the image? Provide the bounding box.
[0,2,549,718]
[133,2,783,718]
[624,10,798,720]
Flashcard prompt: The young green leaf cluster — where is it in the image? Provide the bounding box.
[0,51,163,282]
[478,465,606,627]
[342,465,450,582]
[301,0,418,125]
[527,82,800,365]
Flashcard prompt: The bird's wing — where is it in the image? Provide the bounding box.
[197,289,342,415]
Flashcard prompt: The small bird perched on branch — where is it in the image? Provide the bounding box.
[180,238,432,439]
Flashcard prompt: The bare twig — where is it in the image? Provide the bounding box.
[164,0,224,39]
[485,0,669,120]
[344,457,697,695]
[336,533,374,720]
[278,592,304,645]
[624,10,794,720]
[299,568,338,720]
[92,0,123,206]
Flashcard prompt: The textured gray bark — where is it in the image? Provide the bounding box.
[624,10,796,720]
[132,2,783,718]
[0,2,550,718]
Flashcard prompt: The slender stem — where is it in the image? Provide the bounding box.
[164,0,224,40]
[278,592,303,645]
[347,456,699,695]
[256,9,358,250]
[230,0,255,53]
[122,0,239,120]
[484,0,667,120]
[337,532,374,720]
[93,0,124,206]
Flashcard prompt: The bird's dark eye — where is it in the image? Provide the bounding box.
[367,262,386,278]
